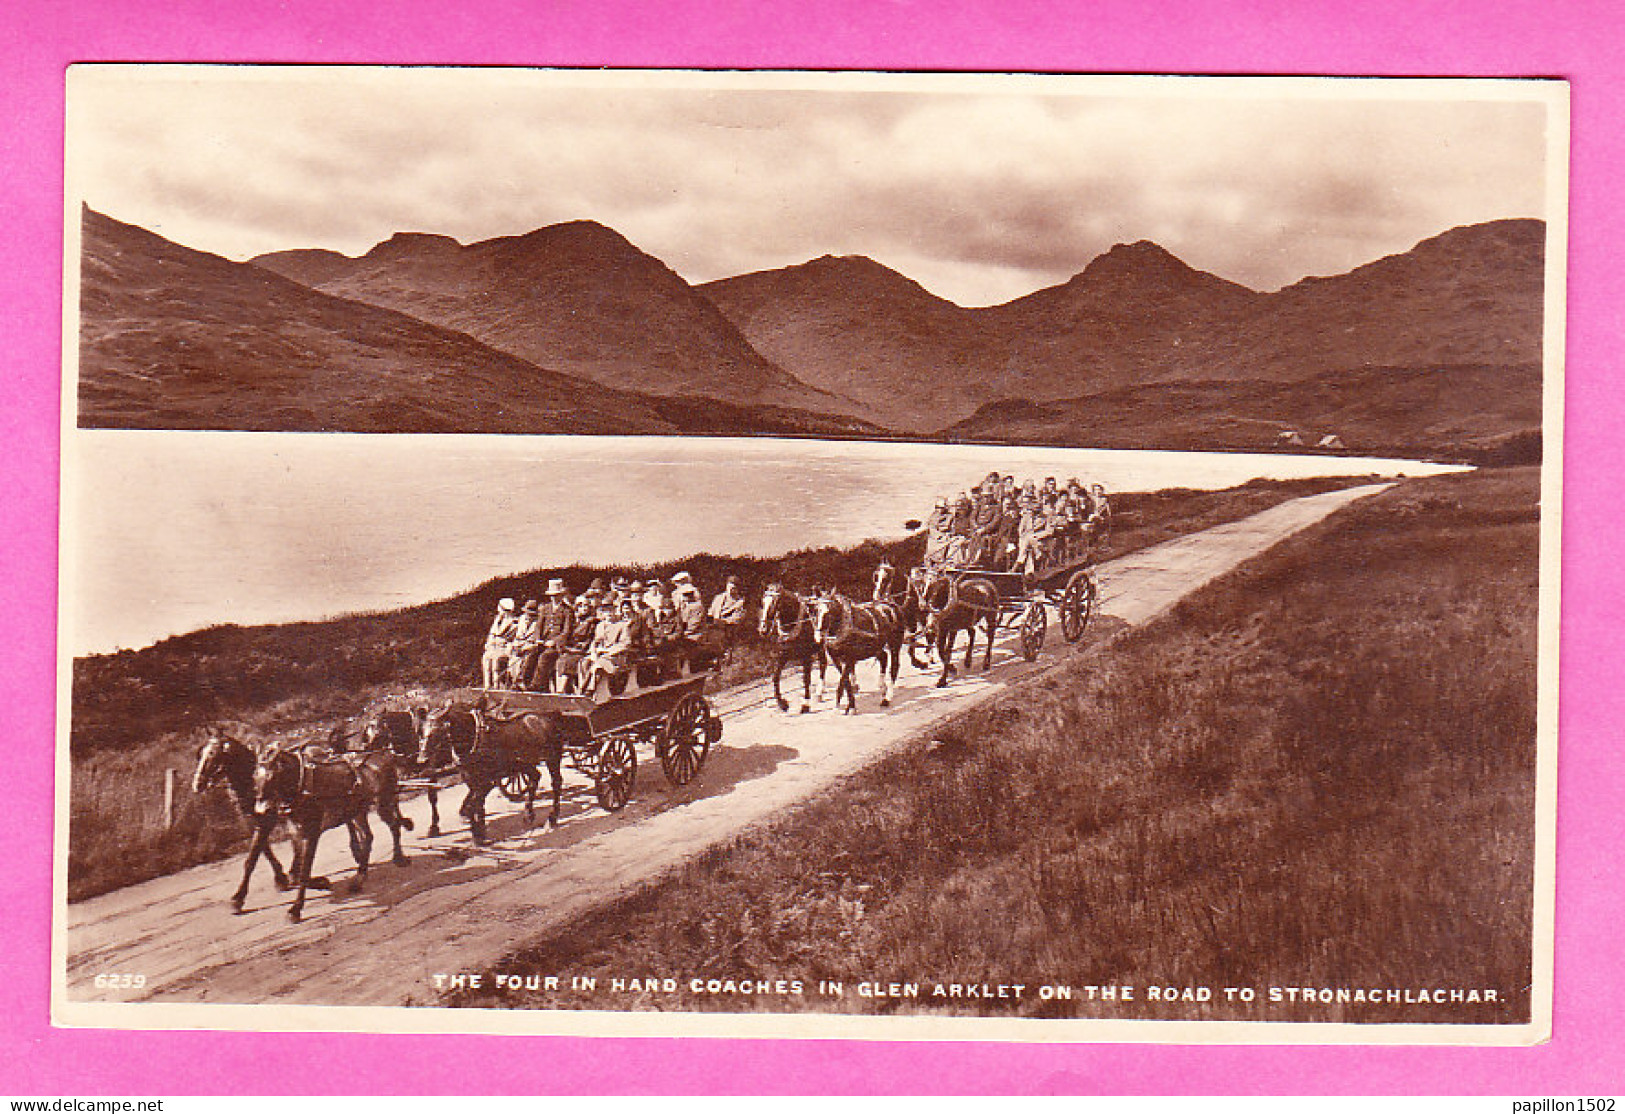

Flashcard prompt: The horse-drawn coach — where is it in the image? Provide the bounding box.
[417,662,724,843]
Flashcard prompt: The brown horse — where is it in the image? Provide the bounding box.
[758,583,827,714]
[191,727,323,894]
[812,592,904,713]
[418,700,564,845]
[231,745,412,923]
[364,707,444,836]
[911,569,1002,687]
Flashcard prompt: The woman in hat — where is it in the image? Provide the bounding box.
[481,598,519,688]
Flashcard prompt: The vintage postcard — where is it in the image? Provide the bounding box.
[54,67,1566,1043]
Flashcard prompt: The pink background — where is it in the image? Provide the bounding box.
[7,0,1620,1095]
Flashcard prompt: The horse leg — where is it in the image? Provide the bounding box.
[797,655,814,714]
[427,786,441,839]
[772,658,789,713]
[547,754,563,828]
[288,819,322,923]
[348,817,373,894]
[814,647,828,702]
[879,648,893,708]
[382,796,410,866]
[263,836,292,891]
[524,766,537,828]
[984,616,997,670]
[938,631,956,687]
[231,816,273,912]
[468,783,490,845]
[964,621,977,671]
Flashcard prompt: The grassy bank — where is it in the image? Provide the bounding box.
[451,466,1539,1024]
[68,473,1378,901]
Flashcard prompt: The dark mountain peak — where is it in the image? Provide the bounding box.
[362,231,462,261]
[1078,239,1199,283]
[493,219,641,256]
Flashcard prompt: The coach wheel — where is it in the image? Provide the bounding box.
[595,734,637,812]
[659,692,712,787]
[1019,602,1047,661]
[1060,571,1098,643]
[499,767,539,803]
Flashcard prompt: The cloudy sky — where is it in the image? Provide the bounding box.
[68,68,1558,306]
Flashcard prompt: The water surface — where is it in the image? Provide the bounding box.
[66,432,1465,655]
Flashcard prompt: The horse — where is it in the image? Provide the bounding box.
[910,568,1002,687]
[757,583,827,714]
[231,744,413,923]
[418,699,563,845]
[363,707,444,836]
[812,592,905,714]
[191,726,322,894]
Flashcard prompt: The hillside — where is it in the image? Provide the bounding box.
[942,363,1544,462]
[254,222,853,416]
[702,221,1546,433]
[699,254,1002,432]
[77,209,677,433]
[78,209,889,438]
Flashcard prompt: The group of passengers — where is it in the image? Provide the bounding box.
[924,472,1109,577]
[482,572,750,694]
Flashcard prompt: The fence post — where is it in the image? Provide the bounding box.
[163,768,176,829]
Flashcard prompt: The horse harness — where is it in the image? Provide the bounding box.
[823,594,898,647]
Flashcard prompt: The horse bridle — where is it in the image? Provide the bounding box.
[764,589,811,642]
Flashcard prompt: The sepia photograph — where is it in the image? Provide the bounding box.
[55,67,1565,1043]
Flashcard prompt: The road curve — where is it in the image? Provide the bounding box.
[61,483,1391,1013]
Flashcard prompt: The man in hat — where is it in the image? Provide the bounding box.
[969,486,1004,568]
[482,597,519,689]
[532,578,575,692]
[708,574,748,662]
[673,572,708,635]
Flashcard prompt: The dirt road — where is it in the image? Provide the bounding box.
[61,484,1389,1013]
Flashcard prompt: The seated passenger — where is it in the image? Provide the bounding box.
[481,598,519,689]
[553,596,598,694]
[532,579,574,692]
[924,497,955,568]
[581,598,638,696]
[969,490,1004,568]
[644,595,684,682]
[508,599,542,690]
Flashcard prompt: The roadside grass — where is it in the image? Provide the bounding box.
[68,473,1377,902]
[449,467,1539,1024]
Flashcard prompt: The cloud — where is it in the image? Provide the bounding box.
[67,69,1556,305]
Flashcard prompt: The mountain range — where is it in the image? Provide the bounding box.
[77,207,1546,456]
[77,209,880,437]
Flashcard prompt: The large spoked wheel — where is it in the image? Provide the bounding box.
[499,766,539,803]
[1019,601,1047,661]
[595,734,637,812]
[658,692,713,787]
[1059,570,1098,643]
